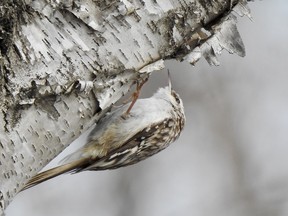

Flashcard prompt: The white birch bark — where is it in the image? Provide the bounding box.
[0,0,250,214]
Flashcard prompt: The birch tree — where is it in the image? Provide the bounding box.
[0,0,251,214]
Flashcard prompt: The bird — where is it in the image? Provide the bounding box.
[22,76,185,191]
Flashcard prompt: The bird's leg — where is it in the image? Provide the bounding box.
[125,77,148,115]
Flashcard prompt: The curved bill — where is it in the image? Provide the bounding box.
[167,69,172,93]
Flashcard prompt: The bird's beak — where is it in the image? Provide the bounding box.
[168,69,172,93]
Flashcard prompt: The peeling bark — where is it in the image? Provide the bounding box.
[0,0,250,213]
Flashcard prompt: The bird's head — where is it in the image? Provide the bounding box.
[153,71,184,115]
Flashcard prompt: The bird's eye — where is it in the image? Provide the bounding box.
[172,91,181,104]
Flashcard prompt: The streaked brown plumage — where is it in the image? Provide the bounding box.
[22,80,185,191]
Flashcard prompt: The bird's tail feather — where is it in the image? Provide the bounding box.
[21,159,87,191]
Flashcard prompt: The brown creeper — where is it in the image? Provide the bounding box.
[22,79,185,190]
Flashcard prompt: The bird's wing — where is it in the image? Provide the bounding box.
[22,117,172,191]
[82,118,172,171]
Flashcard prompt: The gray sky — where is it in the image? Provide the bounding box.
[7,1,288,216]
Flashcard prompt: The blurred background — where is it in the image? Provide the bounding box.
[6,1,288,215]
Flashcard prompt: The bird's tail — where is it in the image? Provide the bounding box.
[21,159,87,191]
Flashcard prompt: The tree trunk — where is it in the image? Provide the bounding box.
[0,0,250,213]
